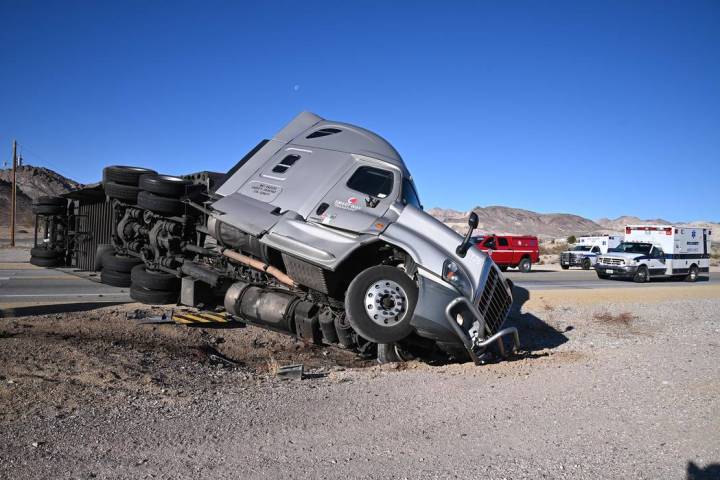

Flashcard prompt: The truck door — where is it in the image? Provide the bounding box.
[481,236,497,261]
[648,246,667,276]
[493,237,513,265]
[308,162,399,233]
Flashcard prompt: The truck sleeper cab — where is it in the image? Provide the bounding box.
[57,112,518,365]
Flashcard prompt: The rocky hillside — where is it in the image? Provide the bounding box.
[0,165,82,201]
[0,179,35,226]
[429,207,719,242]
[429,206,605,239]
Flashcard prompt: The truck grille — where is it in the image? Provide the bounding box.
[476,266,512,336]
[599,257,624,266]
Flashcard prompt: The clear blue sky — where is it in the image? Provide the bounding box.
[1,1,718,221]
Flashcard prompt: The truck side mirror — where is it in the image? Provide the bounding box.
[468,212,479,230]
[456,212,479,258]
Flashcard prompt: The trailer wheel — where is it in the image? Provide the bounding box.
[35,196,67,206]
[130,285,179,305]
[101,251,143,273]
[518,257,532,273]
[30,247,60,259]
[139,174,192,197]
[581,258,592,270]
[137,191,185,216]
[377,343,416,364]
[32,204,65,215]
[104,181,141,203]
[345,265,417,344]
[131,264,180,291]
[685,264,699,282]
[633,265,649,283]
[100,268,132,287]
[103,166,157,186]
[29,256,62,267]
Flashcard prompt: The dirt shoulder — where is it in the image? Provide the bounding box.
[1,290,719,479]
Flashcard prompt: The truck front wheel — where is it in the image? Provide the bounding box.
[345,266,417,344]
[518,257,532,273]
[633,265,649,283]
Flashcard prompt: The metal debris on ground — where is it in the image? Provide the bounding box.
[276,364,304,380]
[172,311,246,328]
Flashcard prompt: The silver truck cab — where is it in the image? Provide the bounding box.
[207,112,518,363]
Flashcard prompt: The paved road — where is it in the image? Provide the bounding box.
[0,263,716,315]
[506,268,719,290]
[0,264,131,316]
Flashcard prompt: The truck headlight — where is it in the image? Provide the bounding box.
[442,260,473,298]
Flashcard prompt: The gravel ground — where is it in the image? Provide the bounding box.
[1,295,719,479]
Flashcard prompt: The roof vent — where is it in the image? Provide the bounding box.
[306,128,342,139]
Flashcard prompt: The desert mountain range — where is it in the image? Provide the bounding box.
[0,165,716,242]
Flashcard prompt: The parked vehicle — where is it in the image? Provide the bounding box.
[595,225,712,282]
[473,235,539,272]
[35,112,519,365]
[560,235,622,270]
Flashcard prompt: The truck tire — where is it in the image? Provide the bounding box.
[377,343,415,364]
[131,264,180,291]
[100,268,132,287]
[518,257,532,273]
[103,181,141,203]
[103,166,157,186]
[30,256,62,267]
[581,258,592,270]
[633,265,649,283]
[139,174,192,197]
[596,272,609,279]
[101,251,143,273]
[35,196,66,206]
[94,244,115,271]
[137,191,184,216]
[30,247,59,259]
[32,204,65,215]
[345,265,417,344]
[685,264,699,282]
[561,264,570,270]
[130,285,179,305]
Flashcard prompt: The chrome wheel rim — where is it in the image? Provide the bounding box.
[364,279,408,326]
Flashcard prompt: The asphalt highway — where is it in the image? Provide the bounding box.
[1,263,717,316]
[0,264,131,317]
[506,267,719,290]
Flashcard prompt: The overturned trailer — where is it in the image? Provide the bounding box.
[31,113,518,364]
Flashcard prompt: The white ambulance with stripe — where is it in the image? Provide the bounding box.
[560,235,622,270]
[595,225,711,282]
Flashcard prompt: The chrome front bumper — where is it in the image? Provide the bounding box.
[444,296,520,365]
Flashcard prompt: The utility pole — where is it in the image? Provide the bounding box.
[10,140,17,247]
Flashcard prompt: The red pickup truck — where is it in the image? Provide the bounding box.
[473,235,540,272]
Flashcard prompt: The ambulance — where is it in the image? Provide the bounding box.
[595,225,711,282]
[560,235,622,270]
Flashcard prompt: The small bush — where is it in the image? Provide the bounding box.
[593,311,637,325]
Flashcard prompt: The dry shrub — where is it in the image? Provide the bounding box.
[593,311,637,325]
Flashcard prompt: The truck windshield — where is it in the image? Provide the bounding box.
[570,246,592,251]
[401,178,422,209]
[609,242,652,254]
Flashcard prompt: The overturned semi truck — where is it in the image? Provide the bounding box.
[30,112,519,364]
